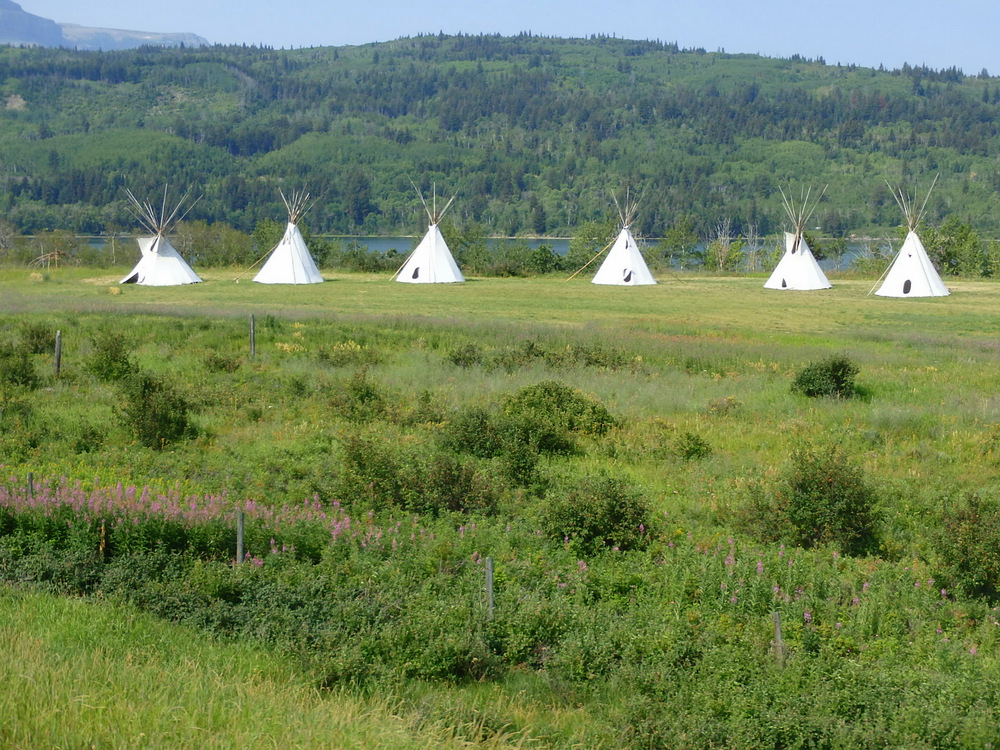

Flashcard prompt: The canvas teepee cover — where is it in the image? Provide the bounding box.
[395,185,464,284]
[254,190,323,284]
[874,232,949,297]
[764,186,831,291]
[592,192,656,286]
[120,187,201,286]
[874,179,948,298]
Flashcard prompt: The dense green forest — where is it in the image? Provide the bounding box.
[1,34,999,238]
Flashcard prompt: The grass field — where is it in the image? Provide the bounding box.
[3,265,1000,748]
[0,588,531,749]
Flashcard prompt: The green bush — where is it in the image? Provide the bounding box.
[543,474,651,555]
[121,372,195,449]
[503,380,617,439]
[739,446,880,556]
[791,355,859,398]
[18,322,56,355]
[938,495,1000,601]
[328,370,389,422]
[339,433,499,514]
[202,351,241,373]
[86,330,138,382]
[0,340,38,389]
[446,342,485,368]
[673,431,712,460]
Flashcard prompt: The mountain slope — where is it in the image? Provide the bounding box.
[0,0,207,50]
[0,0,63,47]
[0,36,997,238]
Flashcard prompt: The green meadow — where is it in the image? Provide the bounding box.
[3,266,1000,748]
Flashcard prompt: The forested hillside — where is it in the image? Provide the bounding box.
[0,34,998,237]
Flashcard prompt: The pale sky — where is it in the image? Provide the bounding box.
[19,0,1000,75]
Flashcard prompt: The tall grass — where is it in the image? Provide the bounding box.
[0,588,525,749]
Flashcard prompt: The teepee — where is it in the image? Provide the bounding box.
[874,178,948,298]
[764,186,831,291]
[120,187,202,286]
[591,190,656,286]
[254,189,323,285]
[395,184,464,284]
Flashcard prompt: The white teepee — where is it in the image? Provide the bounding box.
[592,191,656,286]
[764,186,831,291]
[395,184,464,284]
[120,187,202,286]
[874,178,949,298]
[254,190,323,285]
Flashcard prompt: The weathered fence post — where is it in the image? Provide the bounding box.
[485,556,495,620]
[27,471,34,499]
[772,611,785,665]
[249,315,256,359]
[54,330,62,378]
[236,510,245,564]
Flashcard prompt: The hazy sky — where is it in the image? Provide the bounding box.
[20,0,1000,75]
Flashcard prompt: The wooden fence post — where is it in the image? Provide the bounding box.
[27,471,34,499]
[236,510,245,564]
[249,315,255,359]
[54,330,62,378]
[773,611,785,665]
[485,557,495,620]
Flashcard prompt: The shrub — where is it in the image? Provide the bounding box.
[739,446,880,556]
[328,370,389,422]
[674,431,712,460]
[338,434,499,514]
[503,380,617,438]
[446,343,485,368]
[203,351,241,373]
[0,340,38,389]
[86,330,137,382]
[792,355,859,398]
[440,406,506,458]
[937,495,1000,601]
[543,474,651,555]
[18,322,56,355]
[121,372,195,449]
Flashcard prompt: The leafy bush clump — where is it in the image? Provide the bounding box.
[328,370,389,422]
[739,446,879,556]
[792,355,860,398]
[503,380,617,439]
[87,330,137,382]
[339,433,499,514]
[446,343,485,368]
[0,340,38,389]
[203,351,241,373]
[121,373,195,449]
[18,322,56,355]
[544,474,651,555]
[673,431,711,460]
[937,495,1000,601]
